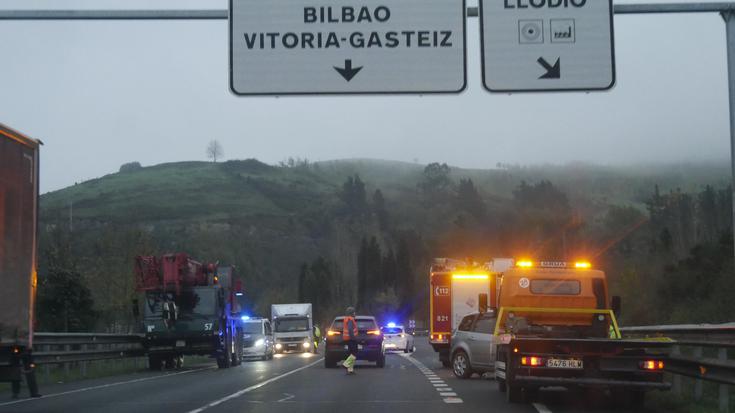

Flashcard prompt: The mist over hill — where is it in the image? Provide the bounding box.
[37,158,733,331]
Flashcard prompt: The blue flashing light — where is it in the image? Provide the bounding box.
[387,322,396,328]
[241,315,251,321]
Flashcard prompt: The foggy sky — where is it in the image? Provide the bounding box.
[0,0,732,193]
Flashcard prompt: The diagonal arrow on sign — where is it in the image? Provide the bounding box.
[537,57,561,79]
[333,59,363,82]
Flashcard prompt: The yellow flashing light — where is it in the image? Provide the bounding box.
[452,274,489,280]
[574,261,592,269]
[516,260,534,268]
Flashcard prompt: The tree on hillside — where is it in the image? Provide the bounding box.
[37,265,96,332]
[513,180,570,212]
[206,140,224,162]
[457,178,486,219]
[395,238,415,319]
[372,189,389,228]
[298,263,308,303]
[339,175,367,214]
[119,162,142,173]
[356,236,383,312]
[419,163,451,200]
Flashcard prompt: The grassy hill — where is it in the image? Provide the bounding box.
[37,158,732,330]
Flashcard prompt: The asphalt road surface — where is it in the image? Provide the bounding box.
[0,339,666,413]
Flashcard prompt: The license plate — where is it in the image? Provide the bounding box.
[546,358,583,369]
[344,344,364,350]
[175,340,186,347]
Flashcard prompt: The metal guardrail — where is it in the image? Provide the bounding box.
[33,332,145,365]
[621,323,735,412]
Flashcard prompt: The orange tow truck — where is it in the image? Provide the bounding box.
[493,260,671,406]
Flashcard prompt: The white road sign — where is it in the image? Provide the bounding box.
[229,0,467,95]
[480,0,615,92]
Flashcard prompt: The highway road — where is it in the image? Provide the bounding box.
[0,339,665,413]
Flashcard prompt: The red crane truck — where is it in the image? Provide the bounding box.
[0,123,41,398]
[134,253,245,369]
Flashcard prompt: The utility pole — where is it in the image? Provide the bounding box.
[724,10,735,258]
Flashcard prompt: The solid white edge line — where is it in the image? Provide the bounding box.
[533,402,553,413]
[186,358,323,413]
[0,366,216,407]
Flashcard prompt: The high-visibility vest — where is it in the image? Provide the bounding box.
[342,316,358,341]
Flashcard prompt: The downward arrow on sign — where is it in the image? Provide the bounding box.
[537,57,561,79]
[333,59,363,82]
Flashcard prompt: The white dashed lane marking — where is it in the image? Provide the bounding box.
[401,353,463,404]
[533,402,554,413]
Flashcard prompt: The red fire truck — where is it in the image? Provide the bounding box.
[429,258,512,367]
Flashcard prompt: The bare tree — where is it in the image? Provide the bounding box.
[206,140,224,162]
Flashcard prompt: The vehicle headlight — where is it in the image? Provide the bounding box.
[254,339,265,347]
[275,343,282,350]
[303,342,311,348]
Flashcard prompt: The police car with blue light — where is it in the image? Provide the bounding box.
[380,322,415,353]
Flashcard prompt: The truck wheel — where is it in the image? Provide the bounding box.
[164,357,175,369]
[148,356,162,371]
[506,382,524,403]
[452,351,473,379]
[497,378,506,393]
[629,391,645,408]
[324,356,336,368]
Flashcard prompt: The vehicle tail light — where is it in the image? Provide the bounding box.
[640,360,664,371]
[520,356,545,367]
[327,330,340,336]
[430,333,448,342]
[367,330,381,335]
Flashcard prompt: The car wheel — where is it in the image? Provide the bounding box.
[452,351,473,379]
[164,357,175,369]
[148,355,162,371]
[325,356,337,368]
[175,355,184,369]
[497,378,506,392]
[377,354,386,368]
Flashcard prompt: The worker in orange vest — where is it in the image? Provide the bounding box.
[341,306,359,375]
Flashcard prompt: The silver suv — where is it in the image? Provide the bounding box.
[450,310,498,379]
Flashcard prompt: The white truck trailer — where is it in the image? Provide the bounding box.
[271,303,314,353]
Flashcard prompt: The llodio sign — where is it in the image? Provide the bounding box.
[480,0,615,92]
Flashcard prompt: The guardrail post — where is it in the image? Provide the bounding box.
[63,344,70,378]
[719,348,730,413]
[43,344,50,382]
[694,347,704,401]
[80,344,87,377]
[671,345,682,396]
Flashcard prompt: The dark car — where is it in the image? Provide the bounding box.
[324,315,385,368]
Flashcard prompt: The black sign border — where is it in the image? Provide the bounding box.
[229,0,468,96]
[479,0,616,93]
